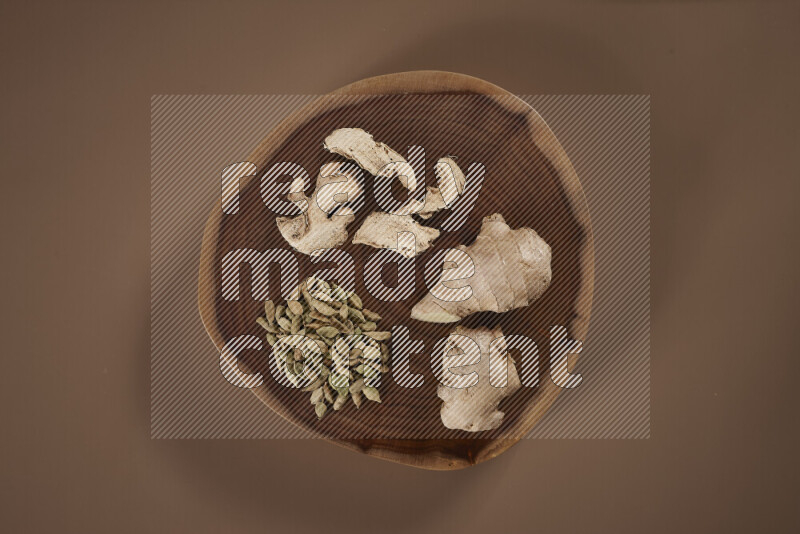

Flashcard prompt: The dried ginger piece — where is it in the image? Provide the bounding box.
[352,212,440,258]
[276,162,362,256]
[330,131,460,255]
[323,128,416,192]
[418,157,467,219]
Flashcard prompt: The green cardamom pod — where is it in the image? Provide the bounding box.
[347,293,362,309]
[364,331,391,341]
[333,392,348,411]
[310,311,330,322]
[322,384,334,404]
[310,299,337,316]
[287,300,303,316]
[329,317,348,333]
[362,308,381,321]
[316,326,339,338]
[349,378,365,394]
[348,308,366,324]
[362,387,381,403]
[264,300,276,324]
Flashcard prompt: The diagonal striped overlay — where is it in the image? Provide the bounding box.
[520,95,650,439]
[150,95,649,439]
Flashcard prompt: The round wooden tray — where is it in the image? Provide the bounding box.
[198,71,594,469]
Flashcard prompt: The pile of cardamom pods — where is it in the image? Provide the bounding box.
[256,277,391,419]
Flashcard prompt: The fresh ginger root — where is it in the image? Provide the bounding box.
[437,325,521,432]
[411,213,552,322]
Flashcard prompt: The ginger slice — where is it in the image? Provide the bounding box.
[437,325,521,432]
[411,213,552,322]
[433,157,466,204]
[417,187,446,219]
[352,211,440,258]
[323,128,416,192]
[418,157,467,219]
[276,162,362,256]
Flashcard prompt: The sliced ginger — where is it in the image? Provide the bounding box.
[352,211,440,258]
[276,162,362,256]
[323,128,416,192]
[418,157,467,219]
[326,129,468,256]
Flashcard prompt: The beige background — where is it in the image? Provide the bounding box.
[1,1,798,533]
